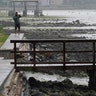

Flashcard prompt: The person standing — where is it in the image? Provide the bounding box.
[13,12,21,34]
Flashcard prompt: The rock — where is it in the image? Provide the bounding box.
[68,90,82,96]
[62,78,73,89]
[28,77,40,88]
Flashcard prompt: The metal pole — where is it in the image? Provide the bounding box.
[63,41,65,70]
[33,42,36,68]
[14,42,17,70]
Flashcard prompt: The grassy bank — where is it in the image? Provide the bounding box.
[0,26,8,47]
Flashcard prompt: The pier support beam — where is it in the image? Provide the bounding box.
[34,1,39,16]
[23,2,27,17]
[8,2,15,16]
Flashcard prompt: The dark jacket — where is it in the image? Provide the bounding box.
[13,15,21,24]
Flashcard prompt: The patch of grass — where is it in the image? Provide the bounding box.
[0,26,8,47]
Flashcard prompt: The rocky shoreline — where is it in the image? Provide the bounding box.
[27,77,95,96]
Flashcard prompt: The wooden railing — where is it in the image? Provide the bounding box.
[11,39,96,71]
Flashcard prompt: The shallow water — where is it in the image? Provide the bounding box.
[43,10,96,24]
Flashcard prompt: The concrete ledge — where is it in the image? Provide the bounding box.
[0,33,24,50]
[0,33,24,59]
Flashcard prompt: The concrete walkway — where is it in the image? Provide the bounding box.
[0,59,14,92]
[0,33,24,50]
[0,33,24,93]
